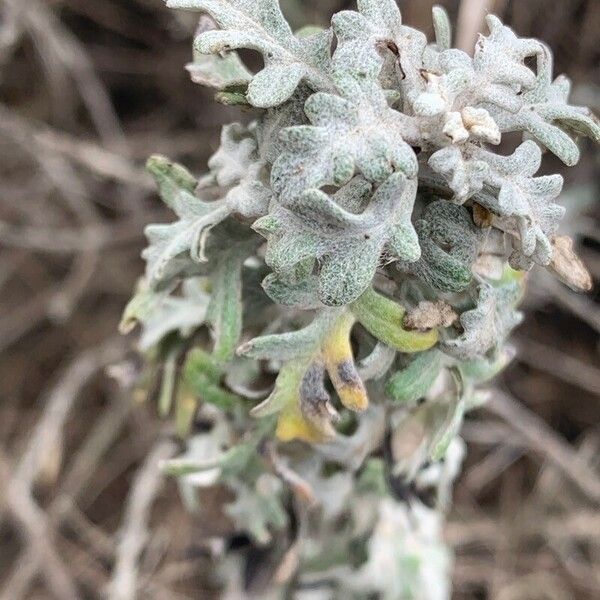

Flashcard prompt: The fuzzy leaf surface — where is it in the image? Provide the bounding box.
[168,0,333,107]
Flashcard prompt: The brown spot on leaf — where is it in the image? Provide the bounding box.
[337,360,361,387]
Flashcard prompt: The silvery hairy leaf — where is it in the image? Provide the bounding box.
[270,74,418,201]
[491,46,600,166]
[120,279,210,351]
[186,15,252,90]
[256,174,420,306]
[167,0,334,107]
[143,125,268,288]
[397,200,485,293]
[430,141,565,266]
[441,282,524,361]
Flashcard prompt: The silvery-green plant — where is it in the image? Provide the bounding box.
[122,1,597,597]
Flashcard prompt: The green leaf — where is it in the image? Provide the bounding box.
[238,311,334,361]
[441,283,523,361]
[183,350,240,410]
[261,273,322,309]
[168,0,334,107]
[120,278,210,351]
[207,248,245,362]
[397,200,484,293]
[351,288,439,353]
[259,174,420,307]
[386,350,444,404]
[493,46,600,166]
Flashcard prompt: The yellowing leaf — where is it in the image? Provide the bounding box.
[322,311,368,411]
[276,402,331,444]
[352,288,439,352]
[252,361,335,444]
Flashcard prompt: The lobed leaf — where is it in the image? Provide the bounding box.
[441,283,523,361]
[168,0,334,107]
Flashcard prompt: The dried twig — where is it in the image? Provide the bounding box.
[107,438,176,600]
[516,336,600,397]
[10,339,125,492]
[2,394,134,600]
[487,392,600,503]
[0,449,79,600]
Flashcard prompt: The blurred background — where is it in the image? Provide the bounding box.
[0,1,598,598]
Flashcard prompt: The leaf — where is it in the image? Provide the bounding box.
[473,16,542,91]
[482,142,564,266]
[333,0,427,97]
[321,311,368,412]
[458,346,515,384]
[429,394,466,461]
[206,248,245,362]
[120,278,210,351]
[271,86,417,201]
[253,361,336,443]
[428,145,489,202]
[143,127,268,288]
[417,16,540,115]
[237,312,331,362]
[257,174,420,307]
[351,288,439,353]
[432,6,452,51]
[397,200,484,293]
[242,311,371,442]
[430,140,566,267]
[163,420,232,483]
[356,0,403,36]
[441,283,523,361]
[492,46,600,166]
[175,390,199,438]
[158,349,179,417]
[386,350,444,405]
[205,123,260,187]
[168,0,334,107]
[261,273,323,310]
[186,15,252,90]
[143,155,232,286]
[225,475,288,544]
[183,349,240,410]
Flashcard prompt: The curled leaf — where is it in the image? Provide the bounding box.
[351,288,439,353]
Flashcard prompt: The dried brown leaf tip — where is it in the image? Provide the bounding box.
[549,235,593,293]
[404,301,458,332]
[472,203,494,228]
